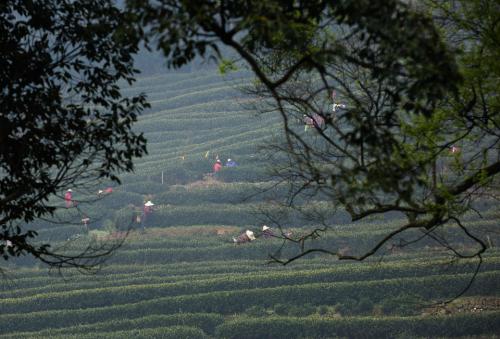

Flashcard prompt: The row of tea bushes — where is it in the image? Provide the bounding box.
[3,255,498,301]
[4,263,495,313]
[0,271,497,334]
[215,312,500,339]
[1,313,223,339]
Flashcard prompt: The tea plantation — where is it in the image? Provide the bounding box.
[1,70,499,338]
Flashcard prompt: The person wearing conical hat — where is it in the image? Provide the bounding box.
[225,158,238,167]
[64,189,73,208]
[233,230,256,244]
[98,187,114,196]
[262,225,273,238]
[246,230,256,241]
[141,201,155,232]
[213,159,222,173]
[81,216,90,231]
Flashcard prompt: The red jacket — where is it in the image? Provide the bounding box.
[64,192,73,208]
[213,162,222,172]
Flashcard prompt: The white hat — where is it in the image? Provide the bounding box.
[98,190,103,194]
[246,230,256,241]
[262,225,270,231]
[228,158,231,162]
[67,189,72,192]
[145,201,154,207]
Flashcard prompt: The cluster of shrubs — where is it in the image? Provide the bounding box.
[243,294,426,319]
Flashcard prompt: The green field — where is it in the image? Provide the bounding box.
[1,69,499,339]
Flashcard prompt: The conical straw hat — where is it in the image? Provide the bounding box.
[246,230,256,241]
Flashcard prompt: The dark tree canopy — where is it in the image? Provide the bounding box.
[0,0,148,270]
[126,0,499,269]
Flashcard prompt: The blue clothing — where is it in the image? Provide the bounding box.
[225,160,238,167]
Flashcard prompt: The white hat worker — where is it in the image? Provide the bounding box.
[246,230,256,241]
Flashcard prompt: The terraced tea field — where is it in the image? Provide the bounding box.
[1,70,499,338]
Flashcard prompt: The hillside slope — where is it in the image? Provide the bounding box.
[1,69,499,339]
